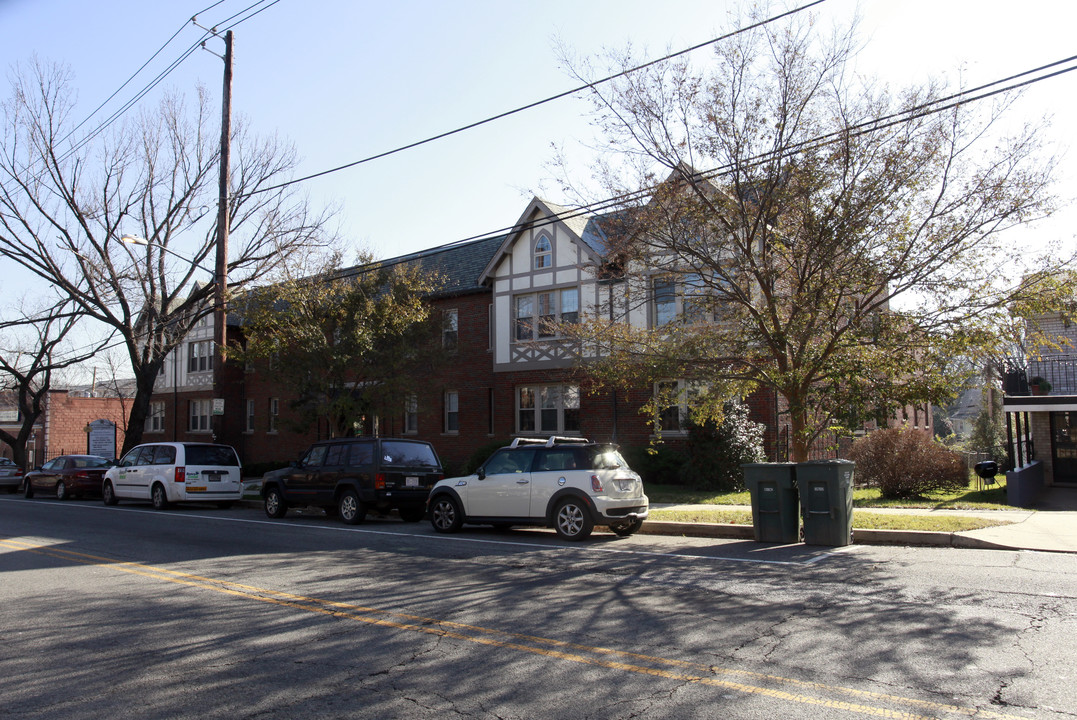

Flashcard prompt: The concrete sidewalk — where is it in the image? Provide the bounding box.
[644,486,1077,554]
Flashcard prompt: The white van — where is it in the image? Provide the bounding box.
[103,442,242,510]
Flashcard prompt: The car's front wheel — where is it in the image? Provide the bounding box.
[102,480,118,506]
[554,498,594,541]
[338,489,366,525]
[610,518,644,537]
[429,495,463,533]
[264,487,287,518]
[22,479,34,499]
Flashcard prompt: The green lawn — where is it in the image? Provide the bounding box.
[646,480,1012,510]
[645,480,1016,532]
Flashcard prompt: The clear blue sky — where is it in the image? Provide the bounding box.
[2,0,1075,290]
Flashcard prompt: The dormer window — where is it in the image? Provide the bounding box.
[534,234,552,269]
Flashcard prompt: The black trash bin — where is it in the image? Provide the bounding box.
[741,463,799,543]
[798,460,855,547]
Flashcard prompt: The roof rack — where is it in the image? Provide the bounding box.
[509,436,591,448]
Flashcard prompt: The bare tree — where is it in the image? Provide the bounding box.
[0,61,336,454]
[556,9,1068,460]
[0,303,108,468]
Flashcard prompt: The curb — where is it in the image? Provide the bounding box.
[238,497,1037,552]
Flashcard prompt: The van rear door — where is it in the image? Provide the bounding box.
[181,444,242,500]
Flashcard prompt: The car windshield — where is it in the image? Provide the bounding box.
[380,441,439,468]
[184,445,239,466]
[0,458,13,465]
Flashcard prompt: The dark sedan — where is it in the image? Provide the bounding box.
[23,455,114,500]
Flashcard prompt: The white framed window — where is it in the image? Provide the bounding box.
[513,287,580,342]
[404,394,418,434]
[653,274,723,327]
[443,309,458,351]
[655,380,695,435]
[268,397,279,433]
[517,384,580,434]
[444,391,459,433]
[188,399,211,432]
[534,234,552,269]
[187,340,214,373]
[245,399,255,433]
[145,402,165,433]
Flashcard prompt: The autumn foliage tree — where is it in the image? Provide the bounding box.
[237,257,445,437]
[556,9,1064,460]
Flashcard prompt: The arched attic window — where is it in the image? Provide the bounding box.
[534,234,552,269]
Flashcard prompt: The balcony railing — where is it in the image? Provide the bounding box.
[1004,353,1077,396]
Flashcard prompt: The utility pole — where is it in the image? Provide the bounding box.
[213,29,233,443]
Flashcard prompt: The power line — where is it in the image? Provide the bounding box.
[239,0,830,199]
[350,51,1077,276]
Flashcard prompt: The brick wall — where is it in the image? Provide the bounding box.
[44,391,131,460]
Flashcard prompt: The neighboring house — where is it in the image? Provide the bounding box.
[143,194,924,474]
[1003,311,1077,489]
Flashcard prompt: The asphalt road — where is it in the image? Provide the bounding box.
[2,494,1075,719]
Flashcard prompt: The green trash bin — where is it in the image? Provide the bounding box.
[798,460,855,547]
[741,463,799,544]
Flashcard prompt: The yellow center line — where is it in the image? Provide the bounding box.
[1,537,1029,720]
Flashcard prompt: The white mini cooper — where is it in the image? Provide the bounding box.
[427,437,648,540]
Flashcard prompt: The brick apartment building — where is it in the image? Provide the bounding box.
[142,195,928,474]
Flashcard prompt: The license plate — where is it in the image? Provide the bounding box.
[187,486,206,492]
[405,476,419,487]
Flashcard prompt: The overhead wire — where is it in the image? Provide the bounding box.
[239,0,830,198]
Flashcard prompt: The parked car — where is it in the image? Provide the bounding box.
[0,457,23,493]
[23,455,113,500]
[427,437,649,540]
[261,437,444,524]
[103,442,242,510]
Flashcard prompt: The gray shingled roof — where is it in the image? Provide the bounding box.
[337,234,506,298]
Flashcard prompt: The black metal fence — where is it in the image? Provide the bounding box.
[1005,354,1077,395]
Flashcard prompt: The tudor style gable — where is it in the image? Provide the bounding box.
[480,198,608,372]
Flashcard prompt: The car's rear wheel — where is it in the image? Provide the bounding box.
[429,495,463,533]
[610,518,644,537]
[55,481,67,501]
[338,489,366,525]
[22,479,34,499]
[102,480,118,506]
[554,498,594,541]
[151,483,169,511]
[264,486,287,518]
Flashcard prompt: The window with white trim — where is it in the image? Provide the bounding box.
[652,273,726,327]
[442,309,458,351]
[146,402,165,433]
[187,340,214,373]
[188,399,211,432]
[404,394,418,434]
[268,397,279,433]
[534,234,552,269]
[655,380,695,434]
[517,384,580,434]
[444,391,459,433]
[513,287,580,342]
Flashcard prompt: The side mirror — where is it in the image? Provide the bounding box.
[476,467,486,480]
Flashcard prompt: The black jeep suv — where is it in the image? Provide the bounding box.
[261,438,443,524]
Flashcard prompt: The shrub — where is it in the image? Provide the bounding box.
[623,444,687,485]
[681,400,766,492]
[848,427,969,499]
